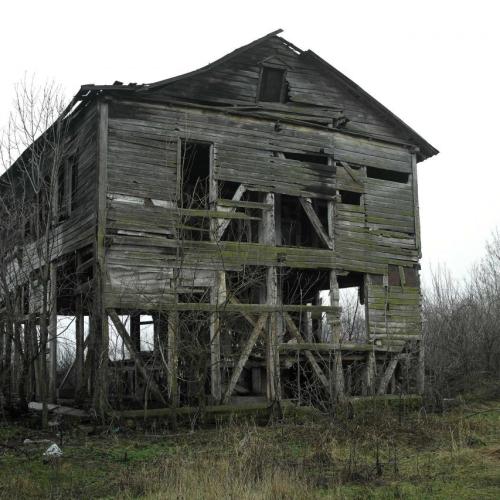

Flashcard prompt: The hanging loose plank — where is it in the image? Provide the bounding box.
[108,309,167,405]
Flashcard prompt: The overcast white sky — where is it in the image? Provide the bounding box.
[1,0,499,286]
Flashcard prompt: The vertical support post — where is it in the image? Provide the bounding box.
[48,264,57,403]
[305,303,313,342]
[210,271,225,402]
[167,305,179,407]
[74,294,85,401]
[93,98,110,416]
[4,322,12,405]
[0,320,4,390]
[261,192,280,402]
[208,143,223,403]
[130,313,141,353]
[364,350,376,396]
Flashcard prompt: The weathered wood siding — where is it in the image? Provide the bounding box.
[104,97,420,333]
[149,37,408,146]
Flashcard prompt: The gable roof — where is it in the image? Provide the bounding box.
[138,29,437,161]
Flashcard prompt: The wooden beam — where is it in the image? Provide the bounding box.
[299,197,334,250]
[283,313,330,392]
[364,350,376,396]
[215,184,246,240]
[339,161,363,185]
[377,354,403,395]
[59,333,90,393]
[279,342,402,353]
[48,264,57,403]
[222,314,268,404]
[154,302,339,315]
[167,308,179,407]
[210,271,225,402]
[108,309,167,405]
[74,294,85,401]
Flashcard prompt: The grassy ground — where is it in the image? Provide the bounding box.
[0,398,499,499]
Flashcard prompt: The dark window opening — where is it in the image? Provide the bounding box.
[280,195,330,249]
[388,265,401,286]
[259,67,287,103]
[219,180,241,200]
[339,190,362,205]
[282,152,329,165]
[367,166,409,184]
[180,140,211,241]
[180,141,211,209]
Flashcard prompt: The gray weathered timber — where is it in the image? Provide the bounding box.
[0,31,436,412]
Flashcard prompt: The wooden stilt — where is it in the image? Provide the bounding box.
[223,313,268,404]
[48,264,57,403]
[167,306,179,407]
[377,354,403,395]
[210,271,225,402]
[130,313,141,353]
[364,350,376,396]
[74,295,85,401]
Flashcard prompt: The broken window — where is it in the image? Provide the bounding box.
[339,190,361,205]
[179,140,211,241]
[366,166,409,184]
[180,140,211,209]
[282,152,328,165]
[258,66,287,103]
[280,195,329,249]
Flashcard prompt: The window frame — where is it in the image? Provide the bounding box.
[257,64,287,103]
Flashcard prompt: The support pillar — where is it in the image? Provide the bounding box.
[74,295,85,402]
[48,264,57,403]
[210,271,225,402]
[167,304,179,407]
[261,192,280,402]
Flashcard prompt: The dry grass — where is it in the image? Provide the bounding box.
[0,399,499,499]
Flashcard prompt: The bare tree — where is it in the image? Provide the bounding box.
[0,75,68,425]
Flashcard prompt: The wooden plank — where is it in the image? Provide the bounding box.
[167,307,179,407]
[48,264,57,403]
[210,270,225,402]
[299,197,334,250]
[283,313,330,391]
[222,313,268,404]
[216,184,246,240]
[377,354,403,395]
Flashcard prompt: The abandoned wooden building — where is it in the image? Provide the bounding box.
[0,30,438,414]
